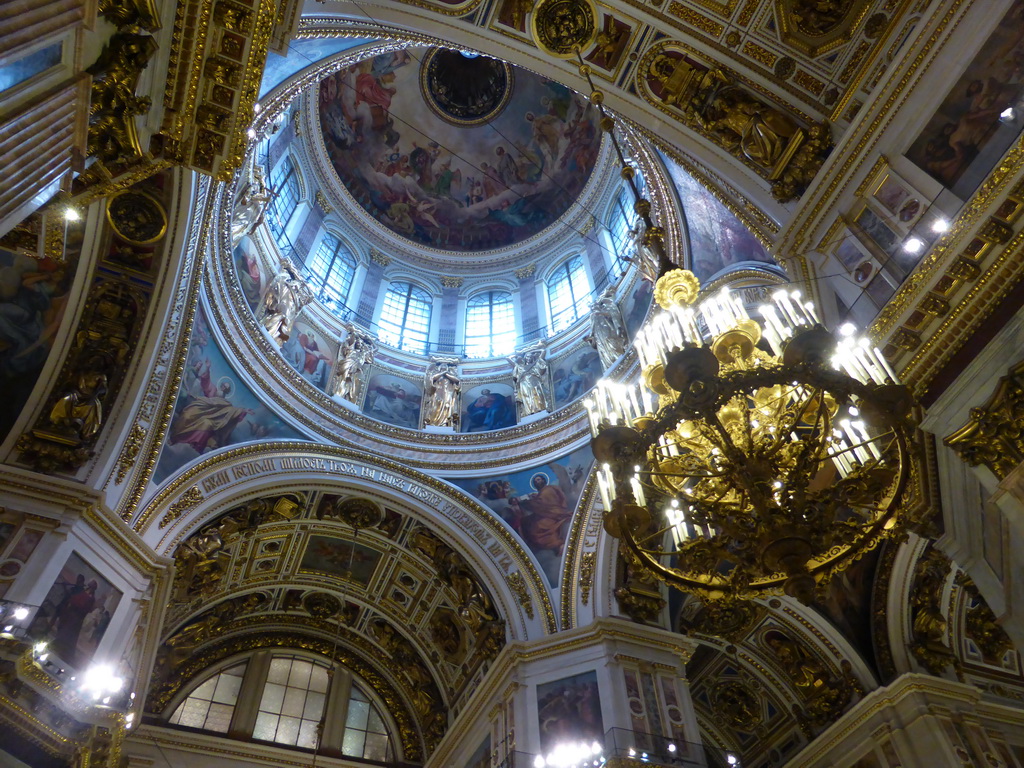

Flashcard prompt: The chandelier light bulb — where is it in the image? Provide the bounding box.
[903,236,924,253]
[931,217,950,233]
[12,607,28,621]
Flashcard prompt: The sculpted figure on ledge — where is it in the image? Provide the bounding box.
[423,359,461,428]
[257,261,312,345]
[510,344,551,416]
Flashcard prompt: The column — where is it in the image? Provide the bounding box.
[437,278,462,354]
[787,673,1024,768]
[517,264,541,343]
[355,249,389,327]
[427,617,701,768]
[320,667,353,756]
[228,650,272,738]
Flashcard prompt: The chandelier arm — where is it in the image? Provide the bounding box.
[821,430,896,462]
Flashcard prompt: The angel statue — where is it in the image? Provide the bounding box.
[586,286,628,368]
[332,323,377,403]
[230,167,271,244]
[510,344,551,416]
[423,359,461,428]
[256,261,312,345]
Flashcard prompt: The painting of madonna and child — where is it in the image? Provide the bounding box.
[153,306,300,485]
[447,444,594,585]
[317,48,602,252]
[29,552,122,669]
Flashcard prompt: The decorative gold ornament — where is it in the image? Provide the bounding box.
[653,268,700,309]
[530,0,598,58]
[106,189,168,244]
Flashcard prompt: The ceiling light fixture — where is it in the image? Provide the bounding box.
[559,31,917,604]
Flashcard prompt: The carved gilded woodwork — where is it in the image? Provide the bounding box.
[945,359,1024,481]
[158,0,279,179]
[775,0,874,58]
[907,547,954,675]
[637,41,832,201]
[957,573,1014,663]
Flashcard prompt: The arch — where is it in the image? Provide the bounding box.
[135,443,556,639]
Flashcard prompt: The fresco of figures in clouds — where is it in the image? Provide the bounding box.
[153,306,300,485]
[318,49,601,251]
[447,444,593,586]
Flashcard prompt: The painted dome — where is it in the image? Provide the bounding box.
[316,47,603,251]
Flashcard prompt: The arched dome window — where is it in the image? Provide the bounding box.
[465,290,516,358]
[379,281,432,354]
[547,254,592,332]
[608,185,637,278]
[343,685,393,761]
[307,232,357,312]
[166,652,396,759]
[253,656,329,748]
[168,661,247,733]
[268,156,300,242]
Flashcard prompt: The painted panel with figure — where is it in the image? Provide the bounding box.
[551,347,602,410]
[362,371,423,429]
[659,153,774,282]
[621,278,653,340]
[905,0,1024,198]
[280,320,335,392]
[317,49,601,252]
[536,670,604,752]
[462,382,517,433]
[299,535,381,586]
[0,245,80,444]
[29,552,122,668]
[153,306,300,484]
[233,236,263,310]
[447,444,593,586]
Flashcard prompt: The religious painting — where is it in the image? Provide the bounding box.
[300,535,382,585]
[833,230,873,272]
[905,0,1024,198]
[233,235,263,310]
[317,48,602,252]
[864,272,897,310]
[659,153,775,282]
[464,735,491,768]
[461,382,517,433]
[551,346,603,410]
[536,671,604,752]
[280,320,335,392]
[852,206,900,258]
[622,277,653,339]
[153,306,300,485]
[583,12,634,74]
[447,444,594,586]
[812,546,881,671]
[30,552,122,668]
[362,371,423,429]
[0,245,80,444]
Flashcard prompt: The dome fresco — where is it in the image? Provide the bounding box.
[317,48,603,251]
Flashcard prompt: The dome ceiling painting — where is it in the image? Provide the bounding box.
[317,47,603,251]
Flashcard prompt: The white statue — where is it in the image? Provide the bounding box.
[423,359,461,428]
[510,345,550,416]
[333,323,377,403]
[230,167,271,244]
[257,261,312,345]
[587,286,628,368]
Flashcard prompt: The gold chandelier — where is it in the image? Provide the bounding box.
[567,58,916,605]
